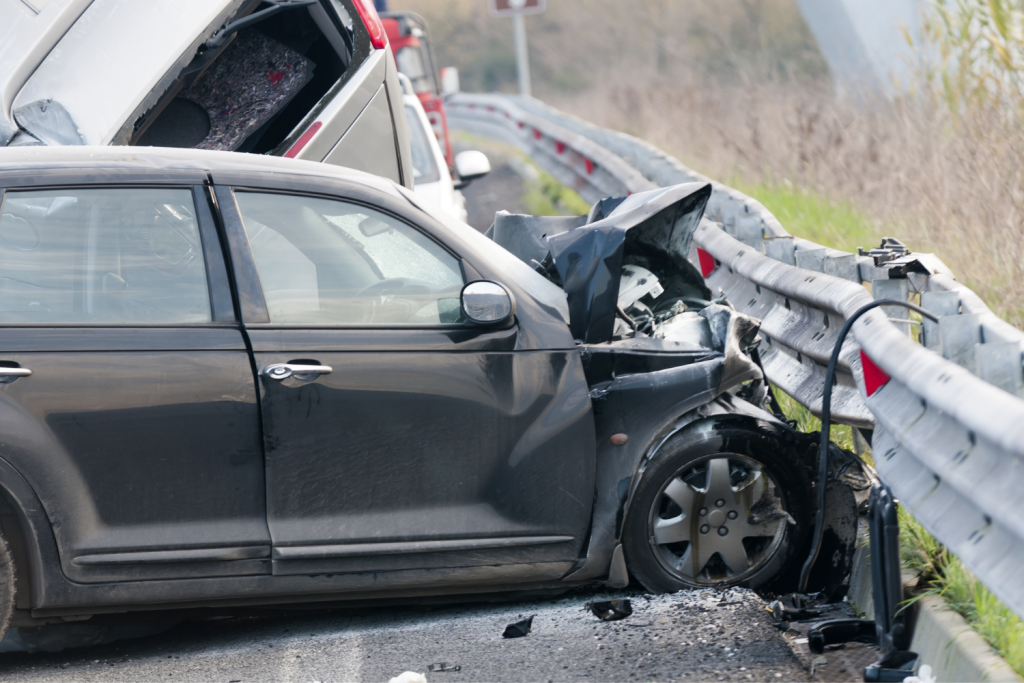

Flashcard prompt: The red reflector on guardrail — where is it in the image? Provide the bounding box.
[860,350,890,396]
[697,248,716,278]
[584,158,594,174]
[555,141,565,154]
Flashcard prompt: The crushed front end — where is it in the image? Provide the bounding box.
[486,183,862,595]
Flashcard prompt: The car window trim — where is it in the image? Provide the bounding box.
[212,185,272,324]
[0,182,230,328]
[192,185,237,323]
[227,186,464,261]
[224,186,485,330]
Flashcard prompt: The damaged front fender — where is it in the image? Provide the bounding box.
[562,356,727,584]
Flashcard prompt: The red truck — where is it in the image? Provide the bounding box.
[380,11,456,172]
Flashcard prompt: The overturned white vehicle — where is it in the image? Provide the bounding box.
[0,0,413,186]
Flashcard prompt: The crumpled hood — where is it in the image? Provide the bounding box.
[487,182,712,343]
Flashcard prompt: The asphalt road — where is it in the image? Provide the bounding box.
[0,588,810,682]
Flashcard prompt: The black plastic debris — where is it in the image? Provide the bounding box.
[502,615,534,638]
[588,599,633,622]
[770,593,837,622]
[793,484,920,682]
[427,663,461,673]
[808,618,876,654]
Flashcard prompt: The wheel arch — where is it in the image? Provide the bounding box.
[562,352,789,585]
[619,399,797,547]
[0,456,63,612]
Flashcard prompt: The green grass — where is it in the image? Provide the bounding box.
[899,506,1024,677]
[730,179,889,254]
[521,169,592,217]
[773,385,856,453]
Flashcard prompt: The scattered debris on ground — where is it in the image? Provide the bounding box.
[501,615,534,639]
[588,598,633,622]
[777,598,884,682]
[0,588,811,682]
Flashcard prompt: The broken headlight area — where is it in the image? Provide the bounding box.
[486,182,765,399]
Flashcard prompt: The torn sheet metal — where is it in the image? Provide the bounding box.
[12,99,83,146]
[489,183,712,343]
[0,0,92,129]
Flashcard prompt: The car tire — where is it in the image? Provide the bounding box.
[0,527,14,642]
[622,419,814,593]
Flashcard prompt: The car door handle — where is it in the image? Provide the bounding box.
[0,367,31,384]
[263,364,333,381]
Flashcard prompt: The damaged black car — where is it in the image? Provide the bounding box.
[0,147,859,639]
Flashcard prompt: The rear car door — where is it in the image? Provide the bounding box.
[0,178,269,583]
[213,179,595,584]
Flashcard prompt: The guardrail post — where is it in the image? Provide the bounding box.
[873,279,912,337]
[795,248,826,273]
[714,200,746,237]
[976,342,1024,398]
[737,216,765,252]
[825,254,860,282]
[939,314,983,369]
[920,291,961,350]
[765,236,796,265]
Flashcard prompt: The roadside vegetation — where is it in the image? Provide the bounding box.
[521,169,591,217]
[397,0,1024,672]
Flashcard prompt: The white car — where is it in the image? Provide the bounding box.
[399,74,490,222]
[0,0,414,187]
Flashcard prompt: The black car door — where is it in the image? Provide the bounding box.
[213,181,596,584]
[0,181,269,584]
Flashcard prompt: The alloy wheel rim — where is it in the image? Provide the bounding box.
[647,454,788,586]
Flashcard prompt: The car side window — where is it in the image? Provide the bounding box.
[0,188,212,324]
[234,192,465,325]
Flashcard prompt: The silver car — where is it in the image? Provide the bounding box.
[0,0,413,187]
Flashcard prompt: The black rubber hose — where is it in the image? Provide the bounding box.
[797,298,939,594]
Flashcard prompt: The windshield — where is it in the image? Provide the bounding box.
[404,104,441,185]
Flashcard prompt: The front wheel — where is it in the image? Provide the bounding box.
[622,420,814,593]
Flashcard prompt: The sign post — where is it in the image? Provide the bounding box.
[489,0,546,97]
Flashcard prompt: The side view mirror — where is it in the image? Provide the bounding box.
[453,150,491,189]
[440,66,460,96]
[461,281,514,325]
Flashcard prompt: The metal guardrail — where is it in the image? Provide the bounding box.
[448,93,1024,620]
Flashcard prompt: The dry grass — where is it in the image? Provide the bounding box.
[550,76,1024,326]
